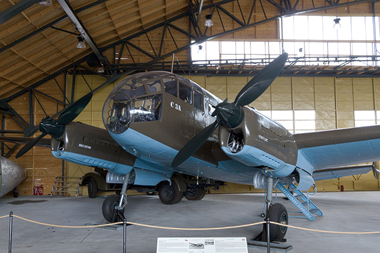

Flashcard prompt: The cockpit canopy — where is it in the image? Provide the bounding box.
[103,72,165,134]
[103,71,215,135]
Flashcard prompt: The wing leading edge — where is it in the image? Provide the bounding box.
[294,125,380,171]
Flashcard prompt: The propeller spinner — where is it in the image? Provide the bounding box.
[171,53,288,168]
[16,92,93,158]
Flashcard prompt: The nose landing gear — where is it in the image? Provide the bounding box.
[102,173,130,222]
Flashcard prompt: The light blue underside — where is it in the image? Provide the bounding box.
[52,150,134,175]
[221,146,296,178]
[53,127,380,187]
[108,128,273,184]
[298,138,380,171]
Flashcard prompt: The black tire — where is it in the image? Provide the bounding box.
[158,182,183,204]
[267,203,288,242]
[185,187,206,201]
[13,188,19,198]
[102,194,125,222]
[88,177,97,198]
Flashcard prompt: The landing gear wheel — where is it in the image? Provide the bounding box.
[13,188,19,198]
[260,213,266,218]
[102,194,125,222]
[267,203,288,242]
[158,182,183,204]
[87,177,97,198]
[185,187,206,200]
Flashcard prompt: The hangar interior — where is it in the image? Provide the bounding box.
[1,0,380,198]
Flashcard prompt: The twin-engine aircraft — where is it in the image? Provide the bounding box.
[7,53,380,241]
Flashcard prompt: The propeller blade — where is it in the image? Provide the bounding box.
[172,120,220,168]
[24,124,39,137]
[57,92,93,124]
[234,53,288,107]
[16,133,47,158]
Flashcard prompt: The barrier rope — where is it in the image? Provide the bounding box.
[270,222,380,235]
[1,214,265,230]
[1,214,380,234]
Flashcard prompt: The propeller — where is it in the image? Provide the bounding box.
[16,92,93,158]
[171,53,288,168]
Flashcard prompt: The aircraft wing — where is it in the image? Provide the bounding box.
[294,125,380,171]
[312,164,373,181]
[0,136,51,148]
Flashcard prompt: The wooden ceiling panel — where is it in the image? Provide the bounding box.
[0,15,30,38]
[77,4,109,22]
[6,62,40,81]
[1,22,38,45]
[0,0,13,11]
[13,70,47,86]
[106,1,140,19]
[1,57,29,76]
[69,0,103,10]
[83,13,114,30]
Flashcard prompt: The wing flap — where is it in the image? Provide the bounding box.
[313,165,373,181]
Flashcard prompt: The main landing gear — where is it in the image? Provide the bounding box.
[255,176,288,242]
[158,181,183,204]
[102,173,129,222]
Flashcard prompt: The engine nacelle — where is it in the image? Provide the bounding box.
[218,107,298,178]
[51,122,136,175]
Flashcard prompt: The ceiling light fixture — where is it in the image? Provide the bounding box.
[76,36,86,49]
[205,14,213,27]
[39,0,52,6]
[97,63,105,73]
[333,18,341,29]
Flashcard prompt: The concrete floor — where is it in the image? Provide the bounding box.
[0,191,379,253]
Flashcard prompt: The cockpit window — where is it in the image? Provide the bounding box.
[163,78,177,97]
[104,94,163,134]
[131,95,162,123]
[179,82,192,104]
[103,72,166,134]
[194,91,203,111]
[145,78,161,93]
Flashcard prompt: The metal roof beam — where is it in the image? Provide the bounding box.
[0,0,108,54]
[0,0,41,25]
[57,0,111,67]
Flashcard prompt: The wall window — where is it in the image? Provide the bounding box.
[355,111,376,127]
[191,16,379,66]
[294,110,316,133]
[259,110,315,133]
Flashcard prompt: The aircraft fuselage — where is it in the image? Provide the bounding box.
[101,71,300,185]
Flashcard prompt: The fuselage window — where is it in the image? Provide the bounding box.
[132,95,163,123]
[179,82,192,104]
[194,91,203,111]
[163,78,178,97]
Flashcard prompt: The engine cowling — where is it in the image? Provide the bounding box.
[218,107,298,178]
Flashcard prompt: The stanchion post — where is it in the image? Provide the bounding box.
[8,211,13,253]
[266,218,270,253]
[123,218,127,253]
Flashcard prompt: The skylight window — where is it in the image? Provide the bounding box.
[190,15,379,66]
